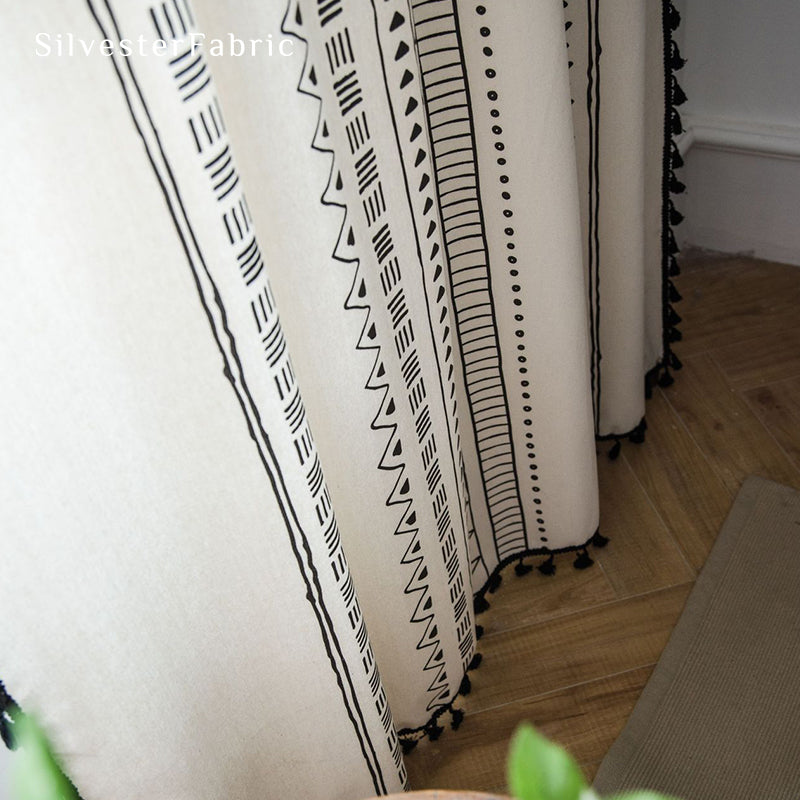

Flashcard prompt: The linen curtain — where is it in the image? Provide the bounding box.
[0,1,683,798]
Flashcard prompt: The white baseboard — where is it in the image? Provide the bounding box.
[677,114,800,266]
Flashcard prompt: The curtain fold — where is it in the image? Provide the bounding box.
[0,1,684,798]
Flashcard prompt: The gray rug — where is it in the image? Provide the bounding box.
[594,475,800,799]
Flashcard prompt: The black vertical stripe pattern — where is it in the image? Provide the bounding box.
[586,0,602,430]
[411,0,529,560]
[85,1,388,792]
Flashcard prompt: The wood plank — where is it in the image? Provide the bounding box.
[466,584,691,713]
[476,557,616,637]
[676,257,800,358]
[743,377,800,473]
[405,667,652,793]
[593,455,694,597]
[582,763,601,785]
[711,328,800,389]
[403,257,800,798]
[664,353,800,492]
[621,389,732,570]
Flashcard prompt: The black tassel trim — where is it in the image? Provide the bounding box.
[428,723,445,741]
[629,418,647,444]
[591,530,610,548]
[398,648,484,750]
[514,557,533,577]
[645,367,658,399]
[670,140,684,169]
[667,1,681,30]
[669,173,686,195]
[474,594,490,615]
[671,75,687,106]
[597,417,647,457]
[573,548,594,570]
[669,38,686,70]
[398,529,610,750]
[657,0,685,398]
[486,571,503,594]
[538,553,556,576]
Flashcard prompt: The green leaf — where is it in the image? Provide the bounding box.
[507,723,586,800]
[9,709,80,800]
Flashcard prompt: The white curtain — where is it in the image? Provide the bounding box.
[0,1,683,798]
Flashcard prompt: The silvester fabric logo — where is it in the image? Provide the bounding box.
[35,32,295,57]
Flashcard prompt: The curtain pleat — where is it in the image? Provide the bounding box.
[0,1,684,798]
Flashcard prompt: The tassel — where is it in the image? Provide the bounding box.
[459,672,472,696]
[668,2,681,31]
[538,554,556,576]
[591,530,609,548]
[608,439,622,461]
[487,572,502,594]
[669,351,683,370]
[400,738,418,754]
[668,307,683,326]
[659,368,675,388]
[670,205,684,226]
[670,40,686,70]
[669,174,686,195]
[668,327,683,343]
[574,548,594,570]
[475,624,484,640]
[468,652,483,671]
[669,282,682,303]
[450,707,465,730]
[515,557,533,577]
[669,256,681,277]
[667,228,680,255]
[645,370,657,399]
[671,145,684,169]
[428,723,445,741]
[474,594,490,614]
[672,76,688,106]
[670,109,684,137]
[629,429,645,445]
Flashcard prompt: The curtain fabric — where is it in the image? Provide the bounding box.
[0,1,683,798]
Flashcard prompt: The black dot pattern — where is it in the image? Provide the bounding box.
[475,4,546,541]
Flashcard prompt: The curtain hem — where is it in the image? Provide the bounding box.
[396,526,609,750]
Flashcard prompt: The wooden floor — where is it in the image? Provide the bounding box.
[405,252,800,794]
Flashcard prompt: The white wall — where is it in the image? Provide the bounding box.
[676,0,800,264]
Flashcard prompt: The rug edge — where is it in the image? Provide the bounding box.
[592,474,785,792]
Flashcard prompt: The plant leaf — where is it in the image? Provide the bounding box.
[9,709,80,800]
[507,723,586,800]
